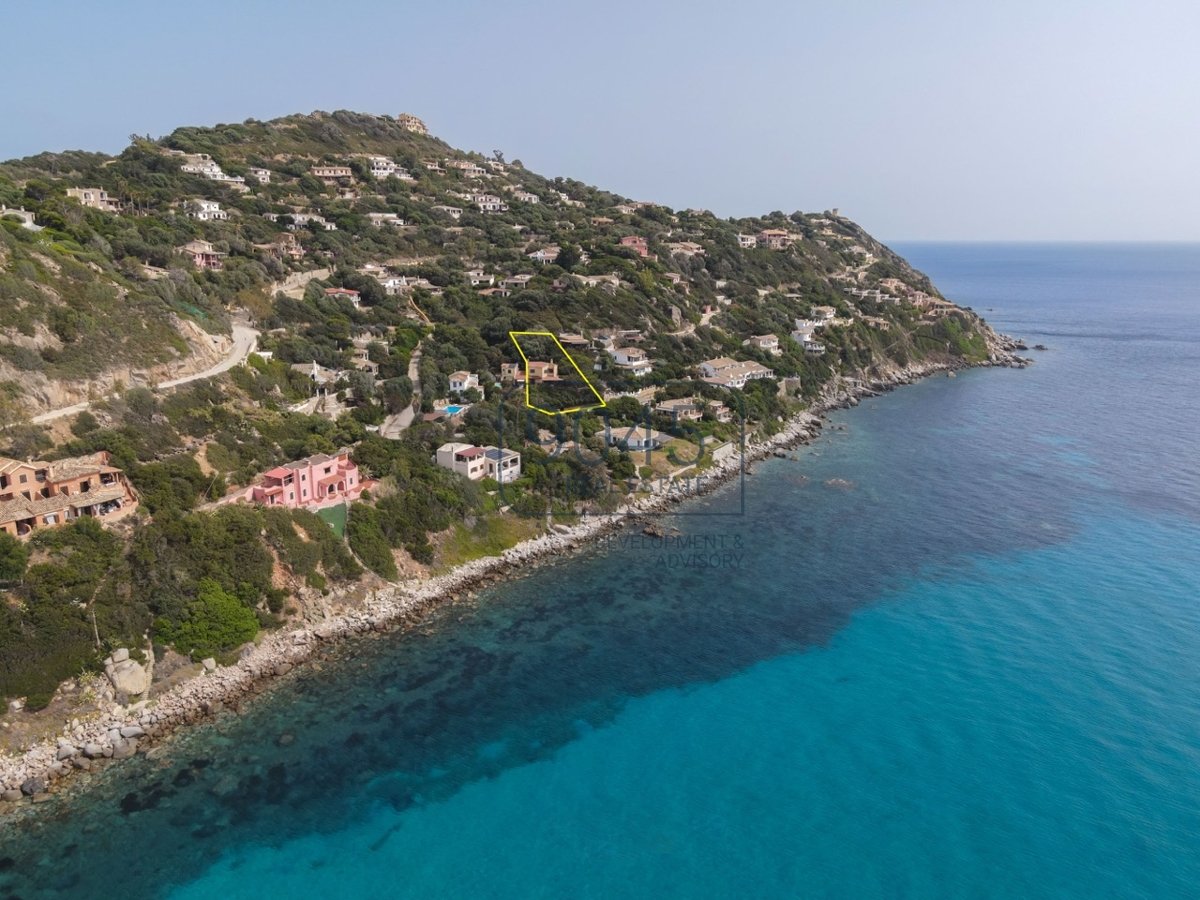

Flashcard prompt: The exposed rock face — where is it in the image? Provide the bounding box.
[104,651,151,697]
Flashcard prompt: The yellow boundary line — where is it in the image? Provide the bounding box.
[508,331,607,415]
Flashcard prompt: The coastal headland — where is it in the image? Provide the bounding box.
[0,346,1028,812]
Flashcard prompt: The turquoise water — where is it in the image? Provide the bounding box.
[3,244,1199,898]
[442,405,465,414]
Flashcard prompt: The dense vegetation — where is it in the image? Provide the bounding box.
[0,110,1001,707]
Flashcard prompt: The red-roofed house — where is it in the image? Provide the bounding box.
[436,443,488,480]
[238,449,367,510]
[620,235,650,258]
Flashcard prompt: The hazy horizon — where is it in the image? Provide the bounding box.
[4,0,1197,242]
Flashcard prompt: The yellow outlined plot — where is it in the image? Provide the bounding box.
[508,331,607,415]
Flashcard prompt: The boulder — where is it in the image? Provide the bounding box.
[110,739,138,760]
[2,789,23,802]
[20,777,45,797]
[119,726,145,739]
[105,659,151,697]
[109,648,130,664]
[82,743,105,759]
[56,746,78,761]
[202,658,217,673]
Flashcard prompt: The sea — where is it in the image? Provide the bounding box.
[2,243,1199,899]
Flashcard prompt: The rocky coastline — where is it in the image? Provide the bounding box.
[0,345,1029,810]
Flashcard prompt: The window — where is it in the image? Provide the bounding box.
[19,474,27,483]
[289,492,295,501]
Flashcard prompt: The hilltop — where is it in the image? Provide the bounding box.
[0,109,977,419]
[0,110,1022,719]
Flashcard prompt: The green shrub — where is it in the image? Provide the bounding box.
[159,578,259,656]
[347,502,397,579]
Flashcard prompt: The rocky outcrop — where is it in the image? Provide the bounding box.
[103,650,151,698]
[0,347,1029,809]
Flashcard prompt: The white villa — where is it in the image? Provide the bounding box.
[502,274,533,290]
[449,371,480,393]
[65,187,122,212]
[604,424,667,452]
[178,154,245,185]
[266,212,337,231]
[655,397,705,421]
[367,212,405,227]
[185,199,228,221]
[436,443,522,483]
[698,357,774,389]
[367,156,397,179]
[666,241,705,258]
[742,333,781,355]
[607,346,654,377]
[0,206,40,230]
[472,194,508,212]
[311,164,353,183]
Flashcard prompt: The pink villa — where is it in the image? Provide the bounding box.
[228,449,370,510]
[620,235,650,258]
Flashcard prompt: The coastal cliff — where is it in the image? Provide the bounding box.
[0,110,1028,805]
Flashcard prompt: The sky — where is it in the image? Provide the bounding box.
[3,0,1198,241]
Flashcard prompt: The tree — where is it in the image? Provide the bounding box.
[381,377,413,413]
[0,382,29,432]
[0,533,27,584]
[347,503,397,579]
[71,410,100,437]
[554,244,582,271]
[163,577,259,657]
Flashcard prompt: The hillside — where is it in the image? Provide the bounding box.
[0,109,988,418]
[0,110,1020,713]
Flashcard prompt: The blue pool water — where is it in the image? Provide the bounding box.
[442,404,465,415]
[2,244,1199,899]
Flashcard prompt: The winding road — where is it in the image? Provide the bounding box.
[31,322,259,424]
[380,341,422,439]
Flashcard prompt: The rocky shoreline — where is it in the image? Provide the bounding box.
[0,347,1028,810]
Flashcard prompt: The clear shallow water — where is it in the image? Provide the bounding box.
[3,244,1199,899]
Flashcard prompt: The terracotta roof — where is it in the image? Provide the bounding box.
[0,485,129,525]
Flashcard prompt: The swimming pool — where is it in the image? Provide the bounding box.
[442,405,466,415]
